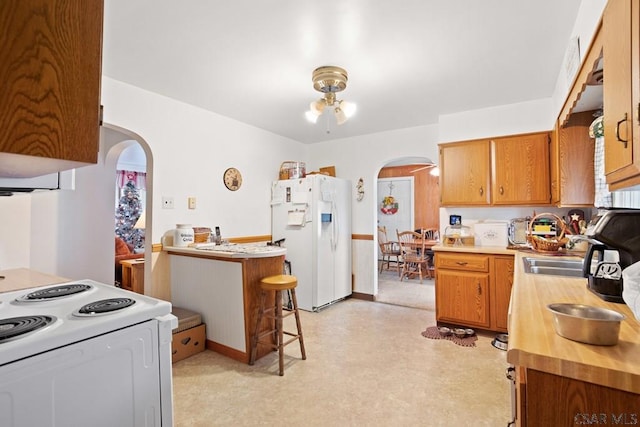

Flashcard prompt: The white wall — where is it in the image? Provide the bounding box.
[0,195,32,270]
[550,0,607,115]
[438,98,556,143]
[101,78,307,241]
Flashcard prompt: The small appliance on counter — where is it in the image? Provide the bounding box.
[443,224,474,246]
[582,209,640,303]
[443,214,475,246]
[508,217,530,246]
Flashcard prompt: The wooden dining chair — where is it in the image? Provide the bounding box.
[420,228,439,276]
[396,230,431,283]
[377,226,402,276]
[421,228,439,240]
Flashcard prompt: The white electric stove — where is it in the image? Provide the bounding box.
[0,280,177,427]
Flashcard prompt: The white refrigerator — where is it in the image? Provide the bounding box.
[271,175,352,311]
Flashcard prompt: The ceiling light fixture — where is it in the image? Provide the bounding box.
[305,66,356,125]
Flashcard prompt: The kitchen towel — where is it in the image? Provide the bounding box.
[622,261,640,321]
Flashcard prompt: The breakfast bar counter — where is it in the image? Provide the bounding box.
[165,243,286,363]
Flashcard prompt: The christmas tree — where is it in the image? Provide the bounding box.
[115,181,144,250]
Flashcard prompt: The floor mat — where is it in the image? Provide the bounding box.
[421,326,477,347]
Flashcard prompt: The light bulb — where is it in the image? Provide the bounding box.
[310,99,325,115]
[340,100,357,118]
[305,110,319,123]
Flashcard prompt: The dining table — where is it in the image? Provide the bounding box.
[404,239,439,250]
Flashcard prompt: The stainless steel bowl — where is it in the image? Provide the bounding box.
[453,328,467,338]
[547,303,626,346]
[437,326,451,336]
[491,338,508,351]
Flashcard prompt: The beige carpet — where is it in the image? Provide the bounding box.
[376,266,435,311]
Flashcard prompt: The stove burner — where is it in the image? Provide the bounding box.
[17,283,92,302]
[75,298,136,316]
[0,315,55,342]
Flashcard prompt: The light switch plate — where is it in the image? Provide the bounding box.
[188,197,196,209]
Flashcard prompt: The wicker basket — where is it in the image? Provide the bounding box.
[279,161,306,180]
[193,227,211,243]
[527,213,568,252]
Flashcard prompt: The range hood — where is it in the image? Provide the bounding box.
[0,152,81,195]
[0,173,61,196]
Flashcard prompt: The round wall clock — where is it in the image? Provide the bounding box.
[223,167,242,191]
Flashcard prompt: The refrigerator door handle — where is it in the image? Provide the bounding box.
[331,199,338,251]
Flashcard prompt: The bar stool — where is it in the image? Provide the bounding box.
[249,274,306,376]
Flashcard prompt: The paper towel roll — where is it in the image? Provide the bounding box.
[622,261,640,321]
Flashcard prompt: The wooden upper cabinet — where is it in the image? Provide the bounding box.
[553,112,595,207]
[603,0,640,189]
[439,140,491,206]
[440,132,551,206]
[550,125,560,205]
[603,0,633,174]
[0,0,103,178]
[491,132,551,205]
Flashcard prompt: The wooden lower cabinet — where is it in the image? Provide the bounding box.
[494,256,514,331]
[516,368,640,427]
[435,265,491,329]
[435,251,514,332]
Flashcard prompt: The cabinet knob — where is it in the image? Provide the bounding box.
[479,186,484,196]
[499,186,504,195]
[455,261,468,266]
[616,113,629,148]
[477,282,482,294]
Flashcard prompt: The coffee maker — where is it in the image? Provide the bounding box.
[582,209,640,303]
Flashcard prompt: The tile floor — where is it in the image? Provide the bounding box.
[172,296,511,426]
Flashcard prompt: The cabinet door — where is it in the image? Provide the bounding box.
[491,133,551,205]
[0,0,102,174]
[556,112,595,207]
[550,125,560,205]
[435,269,490,328]
[493,256,514,331]
[439,140,491,206]
[603,0,633,176]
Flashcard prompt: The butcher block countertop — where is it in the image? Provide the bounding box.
[0,268,68,293]
[431,244,516,255]
[507,251,640,394]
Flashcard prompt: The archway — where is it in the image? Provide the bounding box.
[373,156,439,309]
[102,123,154,294]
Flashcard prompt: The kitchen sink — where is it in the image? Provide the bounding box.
[522,257,585,277]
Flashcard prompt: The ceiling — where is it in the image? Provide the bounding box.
[102,0,583,144]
